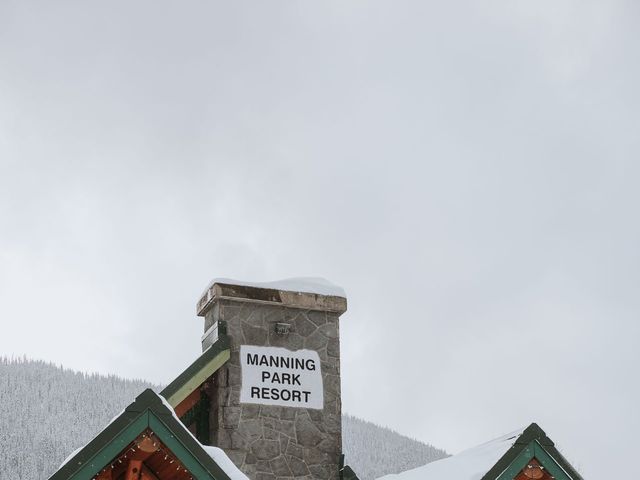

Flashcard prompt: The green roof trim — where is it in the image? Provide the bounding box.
[48,389,232,480]
[497,440,573,480]
[482,423,584,480]
[339,453,361,480]
[341,465,360,480]
[161,335,231,407]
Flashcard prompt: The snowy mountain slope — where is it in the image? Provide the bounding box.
[0,357,447,480]
[0,357,159,480]
[342,415,448,480]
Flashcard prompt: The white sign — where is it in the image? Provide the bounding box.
[240,345,324,410]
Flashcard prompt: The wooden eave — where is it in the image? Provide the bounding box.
[49,389,231,480]
[160,335,231,408]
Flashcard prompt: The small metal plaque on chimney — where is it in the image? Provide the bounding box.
[274,322,290,335]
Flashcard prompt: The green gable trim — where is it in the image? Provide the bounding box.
[496,441,572,480]
[148,414,219,479]
[161,335,231,407]
[66,414,148,479]
[341,465,360,480]
[481,423,583,480]
[50,402,147,480]
[49,389,231,480]
[339,453,361,480]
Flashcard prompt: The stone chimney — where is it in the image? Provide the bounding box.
[197,278,347,480]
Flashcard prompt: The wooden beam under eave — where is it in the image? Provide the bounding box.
[174,387,201,418]
[125,460,143,480]
[140,464,160,480]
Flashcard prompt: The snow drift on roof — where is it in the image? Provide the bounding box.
[58,408,127,469]
[58,447,83,470]
[203,446,250,480]
[57,391,248,480]
[376,428,526,480]
[159,395,249,480]
[206,277,346,298]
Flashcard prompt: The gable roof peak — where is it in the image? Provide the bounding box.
[516,422,554,447]
[49,388,244,480]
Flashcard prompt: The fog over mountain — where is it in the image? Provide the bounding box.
[0,358,447,480]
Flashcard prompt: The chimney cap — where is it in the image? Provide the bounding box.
[197,277,347,316]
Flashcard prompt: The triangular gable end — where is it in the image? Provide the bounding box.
[482,424,584,480]
[49,389,233,480]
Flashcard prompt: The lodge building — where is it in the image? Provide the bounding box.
[49,278,584,480]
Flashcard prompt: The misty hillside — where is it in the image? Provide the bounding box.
[0,357,159,480]
[0,358,447,480]
[342,415,448,480]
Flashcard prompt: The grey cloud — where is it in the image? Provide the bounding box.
[1,1,637,478]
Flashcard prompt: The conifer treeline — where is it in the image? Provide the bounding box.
[342,415,448,480]
[0,358,447,480]
[0,357,158,480]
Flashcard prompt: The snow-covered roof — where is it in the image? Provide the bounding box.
[376,424,584,480]
[158,395,249,480]
[51,389,245,480]
[377,428,526,480]
[205,277,346,298]
[203,446,250,480]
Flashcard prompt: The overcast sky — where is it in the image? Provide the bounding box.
[1,1,638,478]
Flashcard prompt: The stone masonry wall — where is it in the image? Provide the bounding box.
[204,298,342,480]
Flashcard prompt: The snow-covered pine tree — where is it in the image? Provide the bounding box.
[0,357,158,480]
[342,414,448,480]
